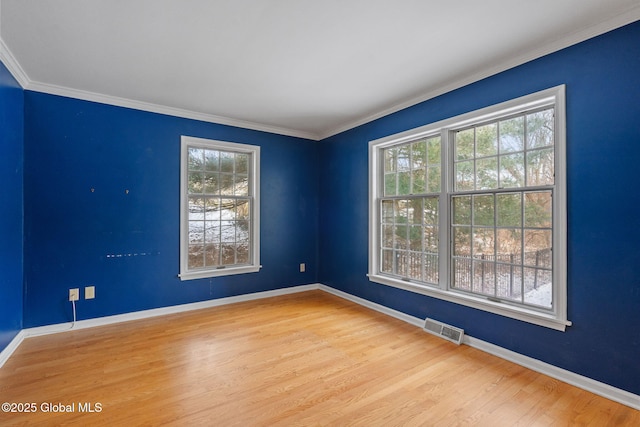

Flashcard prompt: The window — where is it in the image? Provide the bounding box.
[180,136,260,280]
[369,86,568,330]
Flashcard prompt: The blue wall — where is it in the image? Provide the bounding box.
[318,21,640,395]
[23,93,318,327]
[0,60,24,352]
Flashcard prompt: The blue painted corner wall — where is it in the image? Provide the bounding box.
[318,21,640,395]
[23,93,319,327]
[0,60,24,351]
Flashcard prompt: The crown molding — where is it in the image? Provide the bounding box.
[0,37,29,88]
[24,80,320,140]
[319,6,640,140]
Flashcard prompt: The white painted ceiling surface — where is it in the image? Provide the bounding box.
[1,1,639,140]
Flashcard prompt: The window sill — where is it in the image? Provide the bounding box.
[180,265,261,281]
[367,273,571,331]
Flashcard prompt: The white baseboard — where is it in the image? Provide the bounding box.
[2,282,638,410]
[23,284,320,338]
[319,284,640,411]
[0,330,26,369]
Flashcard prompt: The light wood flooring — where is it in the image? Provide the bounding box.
[0,290,638,426]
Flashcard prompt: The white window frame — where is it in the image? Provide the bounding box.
[368,85,569,331]
[180,136,261,280]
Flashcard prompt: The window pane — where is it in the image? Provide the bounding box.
[452,196,471,225]
[427,136,441,165]
[412,169,426,194]
[384,173,396,196]
[188,172,203,194]
[204,173,218,194]
[476,123,497,157]
[397,146,410,171]
[236,243,249,264]
[453,226,471,256]
[473,228,494,259]
[409,225,422,251]
[188,148,204,170]
[496,263,522,301]
[204,221,220,244]
[381,249,394,274]
[412,140,426,169]
[424,253,439,284]
[397,171,411,195]
[476,157,498,190]
[188,245,204,268]
[384,148,396,173]
[382,200,394,222]
[236,199,250,221]
[204,198,220,221]
[455,161,474,191]
[496,228,522,264]
[395,250,407,277]
[526,148,554,186]
[220,152,234,173]
[234,174,249,196]
[189,221,204,243]
[382,225,394,247]
[424,225,438,252]
[524,230,552,267]
[204,243,220,267]
[527,109,554,149]
[473,195,494,227]
[523,267,552,308]
[423,197,439,225]
[453,258,472,291]
[496,193,521,227]
[235,153,248,174]
[406,252,422,280]
[407,199,422,225]
[204,150,219,171]
[499,152,525,188]
[455,128,474,160]
[472,260,495,295]
[220,174,234,195]
[222,245,236,265]
[427,166,441,193]
[524,191,552,228]
[394,225,408,249]
[499,116,524,153]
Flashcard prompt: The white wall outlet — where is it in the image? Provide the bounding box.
[69,288,80,302]
[85,286,95,300]
[300,263,306,273]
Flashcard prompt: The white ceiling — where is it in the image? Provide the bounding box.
[1,1,639,140]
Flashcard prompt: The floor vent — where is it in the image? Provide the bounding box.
[423,318,464,345]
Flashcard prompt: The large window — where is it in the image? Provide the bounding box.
[180,136,260,280]
[369,86,568,330]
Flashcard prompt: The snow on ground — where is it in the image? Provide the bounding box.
[523,282,552,308]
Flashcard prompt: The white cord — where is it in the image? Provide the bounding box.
[68,299,77,331]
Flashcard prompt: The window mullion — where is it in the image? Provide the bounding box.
[439,129,450,291]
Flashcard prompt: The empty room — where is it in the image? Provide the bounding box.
[1,1,639,425]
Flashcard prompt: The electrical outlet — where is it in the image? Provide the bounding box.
[85,286,95,300]
[300,263,306,273]
[69,288,79,302]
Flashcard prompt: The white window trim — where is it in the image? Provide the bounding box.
[179,136,261,280]
[368,85,569,331]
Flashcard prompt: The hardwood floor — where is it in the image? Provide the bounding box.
[0,290,637,426]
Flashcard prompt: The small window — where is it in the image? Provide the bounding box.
[369,86,568,330]
[180,136,260,280]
